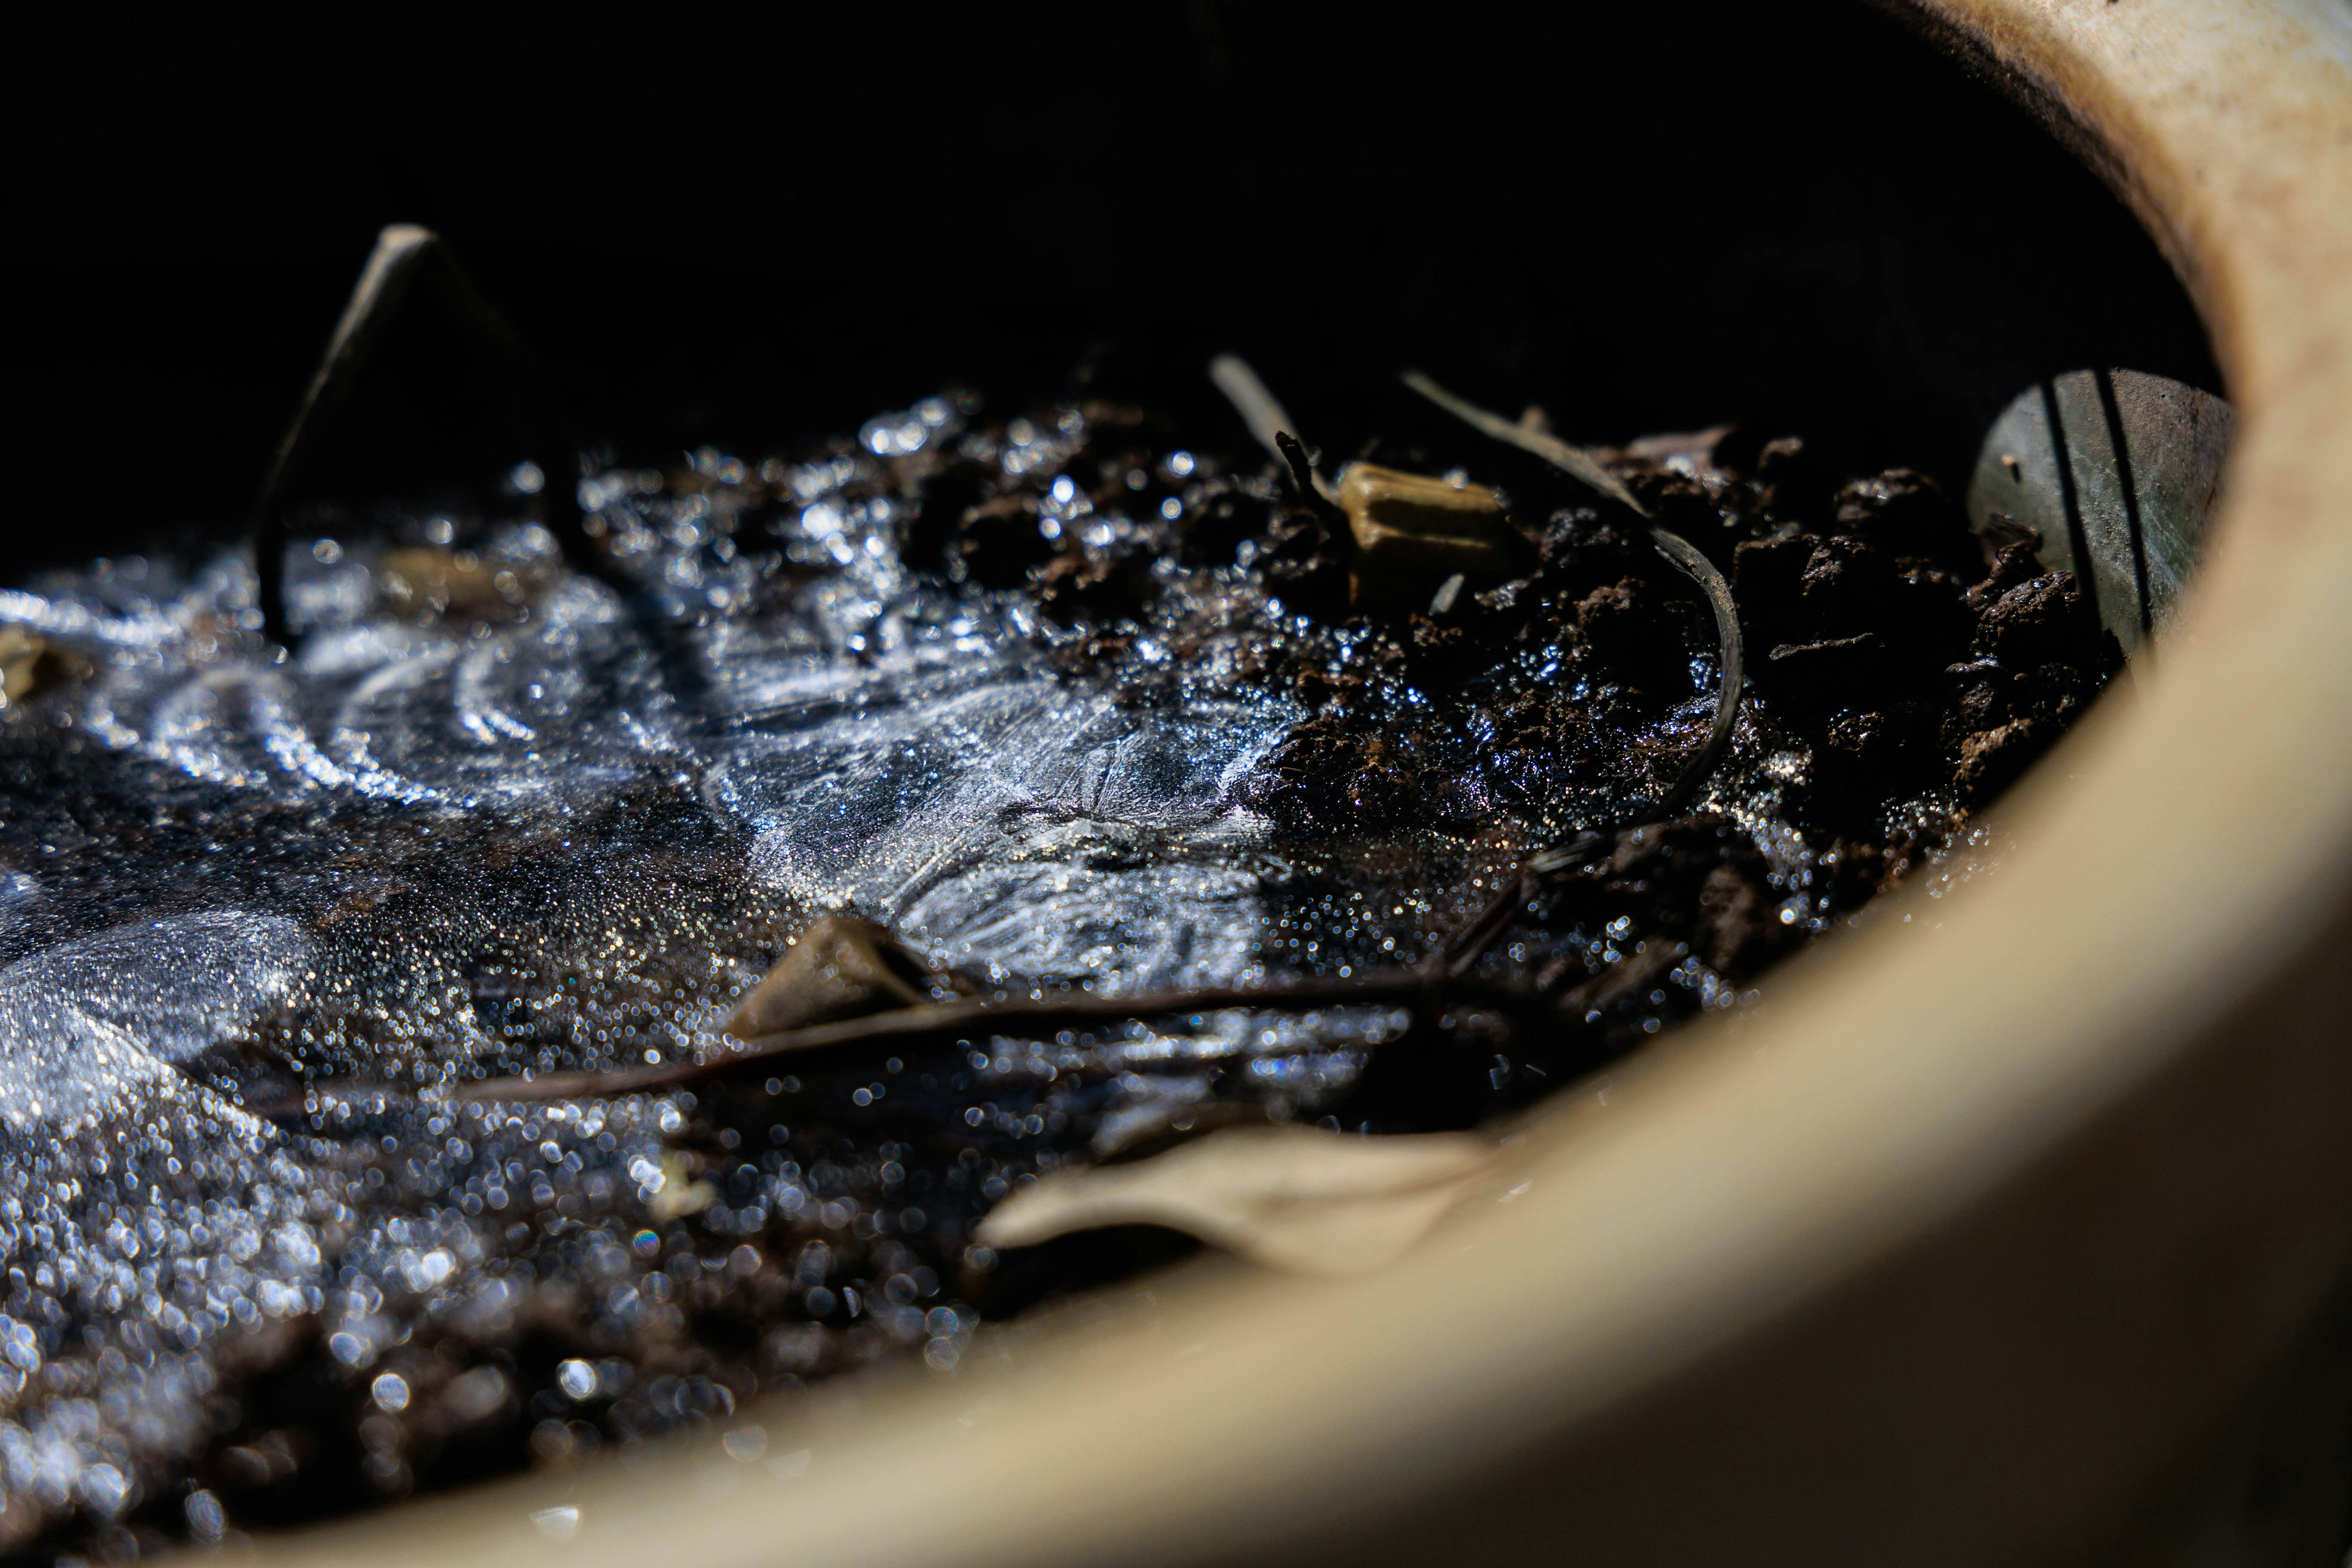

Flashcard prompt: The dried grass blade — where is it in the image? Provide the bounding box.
[1405,371,1747,973]
[1212,353,1340,502]
[1400,368,1646,514]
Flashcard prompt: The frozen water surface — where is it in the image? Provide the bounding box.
[0,384,2006,1555]
[711,676,1295,991]
[0,911,308,1134]
[0,402,1375,1554]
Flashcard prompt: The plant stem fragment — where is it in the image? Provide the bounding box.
[253,225,625,643]
[444,971,1538,1108]
[1402,371,1747,974]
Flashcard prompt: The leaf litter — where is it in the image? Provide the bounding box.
[975,1125,1498,1276]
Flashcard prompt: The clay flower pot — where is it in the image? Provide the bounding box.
[272,1,2352,1562]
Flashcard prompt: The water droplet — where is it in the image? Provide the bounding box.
[556,1359,598,1401]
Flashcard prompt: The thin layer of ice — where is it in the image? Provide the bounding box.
[0,400,1345,1548]
[0,912,309,1133]
[78,571,684,813]
[709,676,1297,992]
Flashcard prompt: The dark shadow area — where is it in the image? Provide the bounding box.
[2,2,2215,575]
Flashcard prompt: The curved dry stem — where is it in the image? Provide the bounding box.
[1400,368,1646,514]
[1404,371,1748,976]
[1642,524,1744,820]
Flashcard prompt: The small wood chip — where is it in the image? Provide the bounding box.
[974,1125,1498,1275]
[379,548,540,621]
[726,915,939,1039]
[1337,462,1525,574]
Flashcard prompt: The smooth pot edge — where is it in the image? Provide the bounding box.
[270,3,2352,1563]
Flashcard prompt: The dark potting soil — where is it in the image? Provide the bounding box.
[0,382,2114,1561]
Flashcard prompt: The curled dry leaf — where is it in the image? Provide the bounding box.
[726,914,942,1039]
[974,1125,1499,1276]
[0,626,46,706]
[1089,1098,1276,1163]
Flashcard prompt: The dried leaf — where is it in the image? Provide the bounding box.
[1088,1099,1273,1163]
[974,1125,1498,1275]
[726,914,938,1039]
[0,626,46,706]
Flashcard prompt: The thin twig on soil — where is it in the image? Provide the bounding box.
[254,970,1554,1121]
[1400,368,1646,514]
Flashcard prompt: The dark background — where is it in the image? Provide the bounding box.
[0,3,2217,570]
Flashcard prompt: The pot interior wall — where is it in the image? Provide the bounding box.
[7,2,2216,573]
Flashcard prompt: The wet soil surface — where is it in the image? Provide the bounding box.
[0,384,2114,1560]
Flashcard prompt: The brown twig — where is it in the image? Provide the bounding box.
[252,970,1553,1121]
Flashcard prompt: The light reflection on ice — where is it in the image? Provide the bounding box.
[0,405,1317,1042]
[6,408,1310,1016]
[0,399,1327,1545]
[73,572,685,812]
[710,676,1296,992]
[0,911,306,1133]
